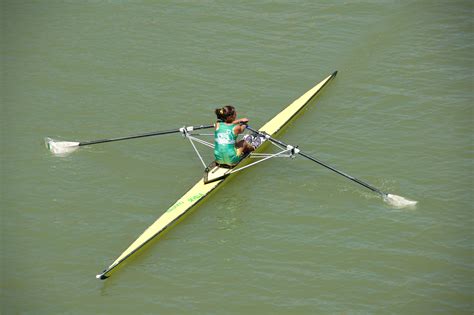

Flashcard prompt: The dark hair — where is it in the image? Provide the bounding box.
[215,105,235,122]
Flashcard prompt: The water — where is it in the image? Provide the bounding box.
[2,1,472,314]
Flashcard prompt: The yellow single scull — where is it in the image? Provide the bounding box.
[96,71,338,279]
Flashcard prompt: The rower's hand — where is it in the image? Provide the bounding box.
[235,119,249,134]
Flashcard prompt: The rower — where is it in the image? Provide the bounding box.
[214,105,261,167]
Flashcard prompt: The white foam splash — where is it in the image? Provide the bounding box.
[384,194,417,209]
[45,138,80,156]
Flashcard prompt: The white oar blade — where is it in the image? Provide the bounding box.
[384,194,417,208]
[45,138,80,156]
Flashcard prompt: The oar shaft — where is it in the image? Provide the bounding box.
[246,126,387,197]
[297,151,386,196]
[79,124,214,146]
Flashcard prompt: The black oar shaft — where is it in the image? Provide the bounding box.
[297,151,386,196]
[246,126,387,197]
[79,124,214,146]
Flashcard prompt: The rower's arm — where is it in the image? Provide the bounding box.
[233,118,249,134]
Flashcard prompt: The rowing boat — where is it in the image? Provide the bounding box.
[46,70,415,280]
[96,71,338,279]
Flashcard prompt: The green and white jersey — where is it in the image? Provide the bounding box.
[214,123,240,165]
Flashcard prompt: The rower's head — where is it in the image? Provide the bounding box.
[215,105,236,123]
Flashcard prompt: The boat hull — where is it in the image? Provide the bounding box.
[96,71,337,279]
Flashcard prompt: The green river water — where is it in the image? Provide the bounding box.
[2,1,472,314]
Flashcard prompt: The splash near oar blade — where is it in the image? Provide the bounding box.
[383,194,417,208]
[46,138,80,156]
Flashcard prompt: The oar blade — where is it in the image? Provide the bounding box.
[96,272,108,280]
[384,194,417,208]
[45,138,80,156]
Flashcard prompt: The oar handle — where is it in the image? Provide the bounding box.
[79,124,214,146]
[246,126,387,197]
